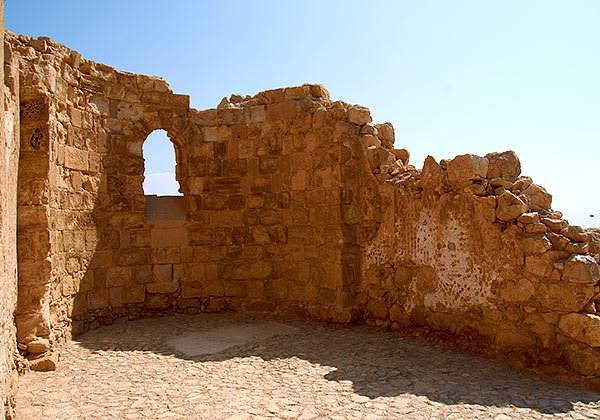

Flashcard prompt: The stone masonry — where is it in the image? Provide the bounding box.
[1,13,600,416]
[0,3,21,418]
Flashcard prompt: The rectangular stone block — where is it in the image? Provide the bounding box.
[64,146,88,171]
[153,264,172,283]
[109,287,124,307]
[150,228,188,248]
[173,263,184,283]
[133,265,152,284]
[154,247,181,264]
[182,282,203,298]
[88,289,109,310]
[146,281,178,294]
[185,263,205,281]
[107,266,132,287]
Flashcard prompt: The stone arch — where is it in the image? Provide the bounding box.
[142,129,182,196]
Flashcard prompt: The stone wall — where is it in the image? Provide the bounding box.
[355,136,600,385]
[3,29,600,390]
[0,0,21,416]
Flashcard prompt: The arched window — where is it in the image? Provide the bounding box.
[142,130,182,196]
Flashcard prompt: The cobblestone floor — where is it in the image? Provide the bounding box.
[15,313,600,419]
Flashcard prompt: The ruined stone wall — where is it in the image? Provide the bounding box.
[355,132,600,385]
[5,31,600,388]
[7,34,363,343]
[0,1,21,416]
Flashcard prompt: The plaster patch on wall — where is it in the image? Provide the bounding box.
[416,211,493,309]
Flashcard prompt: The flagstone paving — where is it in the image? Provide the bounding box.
[15,313,600,419]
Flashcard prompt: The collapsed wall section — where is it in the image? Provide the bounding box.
[356,132,600,385]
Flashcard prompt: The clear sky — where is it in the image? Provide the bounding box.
[6,1,599,226]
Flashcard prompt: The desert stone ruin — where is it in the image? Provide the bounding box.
[1,5,600,417]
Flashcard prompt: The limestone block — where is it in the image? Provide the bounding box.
[217,108,244,125]
[562,343,600,375]
[546,232,569,251]
[153,264,172,283]
[192,109,217,126]
[361,135,380,148]
[559,313,600,347]
[512,177,533,192]
[146,281,178,294]
[565,242,589,255]
[133,266,152,284]
[26,338,51,354]
[127,285,146,303]
[306,83,330,99]
[249,105,266,123]
[251,262,272,279]
[106,267,131,287]
[520,183,552,211]
[561,225,588,243]
[115,248,149,266]
[421,156,443,192]
[538,282,596,312]
[375,122,394,143]
[495,324,535,348]
[500,278,535,302]
[291,170,306,190]
[520,234,552,255]
[446,154,488,188]
[266,101,296,121]
[360,123,378,136]
[150,227,188,248]
[88,289,109,310]
[525,253,555,278]
[347,106,372,125]
[109,287,123,307]
[89,96,110,115]
[145,293,169,310]
[485,151,521,181]
[28,38,47,52]
[284,85,310,99]
[525,223,548,234]
[391,149,410,165]
[562,254,600,284]
[64,146,88,171]
[517,212,540,225]
[496,191,527,222]
[30,352,58,372]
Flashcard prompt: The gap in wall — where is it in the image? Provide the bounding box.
[142,129,182,196]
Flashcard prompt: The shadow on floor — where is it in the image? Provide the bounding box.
[74,313,600,415]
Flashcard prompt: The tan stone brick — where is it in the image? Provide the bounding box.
[88,289,109,310]
[173,263,184,283]
[64,146,88,171]
[291,170,306,190]
[181,282,203,298]
[150,228,188,248]
[109,287,124,307]
[101,264,127,287]
[249,105,266,122]
[146,281,178,294]
[153,264,172,283]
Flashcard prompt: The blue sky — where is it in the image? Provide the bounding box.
[6,1,599,226]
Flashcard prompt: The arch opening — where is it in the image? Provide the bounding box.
[142,129,185,223]
[142,129,182,197]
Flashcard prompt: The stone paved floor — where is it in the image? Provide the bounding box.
[15,313,600,419]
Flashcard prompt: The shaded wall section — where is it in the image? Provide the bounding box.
[0,0,21,416]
